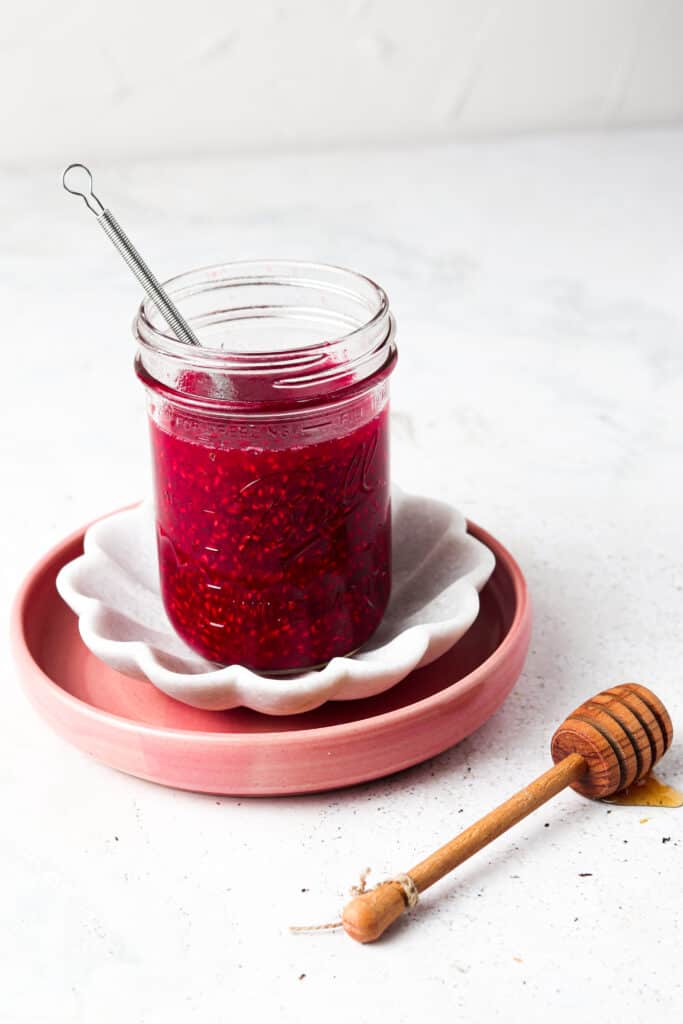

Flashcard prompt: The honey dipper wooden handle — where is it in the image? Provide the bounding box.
[342,752,586,943]
[342,684,673,944]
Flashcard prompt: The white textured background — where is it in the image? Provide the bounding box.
[3,130,683,1024]
[2,0,683,165]
[4,2,683,1022]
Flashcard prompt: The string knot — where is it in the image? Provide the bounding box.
[386,872,420,909]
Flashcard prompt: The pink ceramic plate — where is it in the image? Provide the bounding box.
[12,513,531,796]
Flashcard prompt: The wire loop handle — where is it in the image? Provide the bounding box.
[62,163,200,347]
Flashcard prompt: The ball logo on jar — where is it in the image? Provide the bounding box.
[233,430,383,565]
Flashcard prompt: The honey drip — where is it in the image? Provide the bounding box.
[604,773,683,807]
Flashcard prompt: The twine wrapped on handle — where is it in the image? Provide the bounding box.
[289,868,420,934]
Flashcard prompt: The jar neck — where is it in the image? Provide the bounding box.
[134,260,395,409]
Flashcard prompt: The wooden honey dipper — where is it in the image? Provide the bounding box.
[342,684,673,943]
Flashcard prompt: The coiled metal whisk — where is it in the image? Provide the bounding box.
[62,163,200,347]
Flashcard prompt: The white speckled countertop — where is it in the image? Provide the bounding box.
[2,130,682,1022]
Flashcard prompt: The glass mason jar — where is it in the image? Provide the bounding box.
[134,260,397,673]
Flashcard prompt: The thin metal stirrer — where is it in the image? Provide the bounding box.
[62,163,200,347]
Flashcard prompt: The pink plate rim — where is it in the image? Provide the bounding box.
[11,506,531,747]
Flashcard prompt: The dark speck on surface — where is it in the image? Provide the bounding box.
[578,873,592,877]
[662,837,671,844]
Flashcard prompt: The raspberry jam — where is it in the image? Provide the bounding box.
[149,402,390,670]
[135,260,397,672]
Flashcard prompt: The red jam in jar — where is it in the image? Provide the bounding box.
[135,261,397,672]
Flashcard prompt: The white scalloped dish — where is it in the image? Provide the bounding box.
[55,488,495,715]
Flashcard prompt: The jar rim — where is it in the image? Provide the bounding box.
[133,259,396,406]
[134,259,390,364]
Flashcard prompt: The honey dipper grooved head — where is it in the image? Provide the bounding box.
[550,684,673,799]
